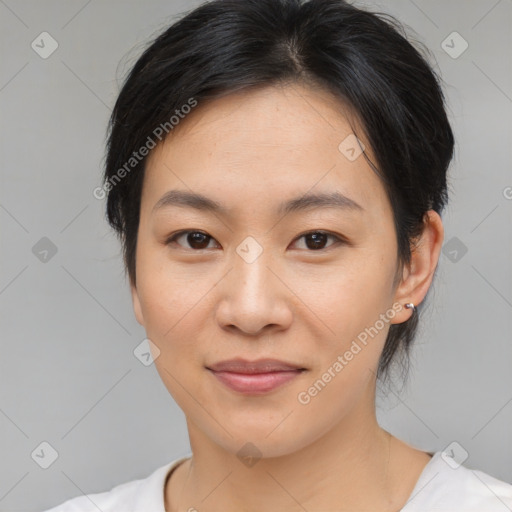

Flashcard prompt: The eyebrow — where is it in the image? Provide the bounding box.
[152,189,364,216]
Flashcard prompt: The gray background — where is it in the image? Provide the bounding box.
[0,0,511,510]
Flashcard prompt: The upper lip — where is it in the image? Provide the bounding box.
[206,358,306,374]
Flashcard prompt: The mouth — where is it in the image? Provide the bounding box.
[206,358,307,394]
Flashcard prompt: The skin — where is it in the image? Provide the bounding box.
[130,82,444,512]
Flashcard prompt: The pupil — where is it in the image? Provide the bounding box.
[189,232,209,249]
[307,233,326,250]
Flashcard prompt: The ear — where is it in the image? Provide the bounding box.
[131,282,145,327]
[390,210,444,324]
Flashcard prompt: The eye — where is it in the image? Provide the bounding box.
[165,230,220,250]
[165,229,346,251]
[291,230,345,251]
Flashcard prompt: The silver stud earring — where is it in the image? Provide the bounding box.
[404,302,416,314]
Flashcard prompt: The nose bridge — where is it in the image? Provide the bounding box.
[232,235,275,303]
[216,235,291,334]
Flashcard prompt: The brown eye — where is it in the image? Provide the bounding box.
[292,231,344,251]
[166,230,219,250]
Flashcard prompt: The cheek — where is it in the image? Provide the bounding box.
[293,260,396,393]
[295,250,395,330]
[135,242,210,334]
[136,267,208,403]
[294,272,391,418]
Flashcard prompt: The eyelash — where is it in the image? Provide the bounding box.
[164,230,346,252]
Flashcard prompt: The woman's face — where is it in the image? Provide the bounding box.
[131,83,412,457]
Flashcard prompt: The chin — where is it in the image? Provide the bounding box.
[225,435,302,462]
[202,418,315,461]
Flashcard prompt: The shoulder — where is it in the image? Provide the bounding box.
[40,456,189,512]
[402,450,512,511]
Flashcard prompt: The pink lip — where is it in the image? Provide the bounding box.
[206,358,306,394]
[209,369,303,394]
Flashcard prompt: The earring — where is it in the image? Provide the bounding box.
[404,302,416,314]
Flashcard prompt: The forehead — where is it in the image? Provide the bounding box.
[142,83,388,218]
[160,83,362,152]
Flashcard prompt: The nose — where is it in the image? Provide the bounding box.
[215,244,293,336]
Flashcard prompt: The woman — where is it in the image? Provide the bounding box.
[44,0,512,510]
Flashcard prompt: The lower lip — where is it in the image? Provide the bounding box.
[208,369,303,394]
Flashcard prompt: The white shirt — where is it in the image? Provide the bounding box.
[42,450,512,511]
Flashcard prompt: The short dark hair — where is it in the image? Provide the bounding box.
[103,0,454,387]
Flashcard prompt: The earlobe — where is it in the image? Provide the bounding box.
[131,284,145,327]
[390,210,444,324]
